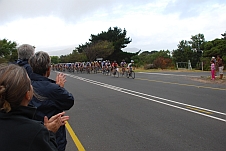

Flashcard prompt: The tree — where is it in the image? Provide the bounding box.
[50,56,60,64]
[89,27,134,61]
[73,27,138,62]
[71,50,87,62]
[131,50,172,69]
[0,39,18,63]
[153,57,174,69]
[189,33,205,65]
[76,43,90,53]
[172,34,206,69]
[90,27,132,51]
[83,40,114,61]
[172,40,193,62]
[189,33,205,51]
[203,38,226,57]
[221,31,226,40]
[58,49,87,63]
[137,50,159,65]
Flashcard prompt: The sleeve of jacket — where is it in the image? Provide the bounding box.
[51,84,74,111]
[30,127,58,151]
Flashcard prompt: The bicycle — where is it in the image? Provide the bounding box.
[126,67,135,79]
[112,67,119,78]
[86,66,91,74]
[120,67,126,77]
[105,66,111,76]
[93,66,98,74]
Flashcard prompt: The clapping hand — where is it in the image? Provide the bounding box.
[56,73,66,87]
[44,112,70,133]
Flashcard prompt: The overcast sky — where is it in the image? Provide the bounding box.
[0,0,226,55]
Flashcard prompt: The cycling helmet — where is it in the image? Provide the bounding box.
[131,60,134,63]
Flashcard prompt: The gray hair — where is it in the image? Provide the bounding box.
[17,44,35,60]
[29,51,51,76]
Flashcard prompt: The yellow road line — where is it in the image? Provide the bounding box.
[186,106,213,114]
[136,78,226,91]
[65,121,85,151]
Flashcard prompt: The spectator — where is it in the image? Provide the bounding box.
[15,44,35,77]
[210,60,215,80]
[216,55,224,79]
[0,64,68,151]
[29,51,74,151]
[211,57,216,76]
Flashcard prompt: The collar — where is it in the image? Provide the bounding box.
[16,59,29,66]
[30,73,55,83]
[0,105,36,119]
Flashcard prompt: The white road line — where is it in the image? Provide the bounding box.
[65,73,226,122]
[138,72,200,77]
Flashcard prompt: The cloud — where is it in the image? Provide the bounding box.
[163,0,226,18]
[0,0,156,24]
[0,0,226,55]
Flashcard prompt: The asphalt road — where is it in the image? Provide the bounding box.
[49,70,226,151]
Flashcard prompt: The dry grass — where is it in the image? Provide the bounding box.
[133,67,203,73]
[134,67,226,85]
[191,76,226,85]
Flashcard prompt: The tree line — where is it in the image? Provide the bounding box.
[0,27,225,71]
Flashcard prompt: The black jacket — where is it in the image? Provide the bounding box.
[0,106,58,151]
[29,73,74,151]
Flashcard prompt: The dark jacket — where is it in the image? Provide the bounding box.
[29,73,74,151]
[0,106,58,151]
[14,59,33,78]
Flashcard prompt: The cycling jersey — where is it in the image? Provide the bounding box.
[120,61,126,67]
[112,62,118,68]
[128,63,132,68]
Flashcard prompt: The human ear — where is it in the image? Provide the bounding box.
[20,91,32,106]
[25,91,31,101]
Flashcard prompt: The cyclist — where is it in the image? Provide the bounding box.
[106,60,111,73]
[93,61,100,73]
[68,63,71,72]
[127,60,134,75]
[90,61,94,73]
[120,59,127,75]
[79,62,84,73]
[86,61,91,73]
[112,60,118,75]
[75,62,79,72]
[101,61,106,74]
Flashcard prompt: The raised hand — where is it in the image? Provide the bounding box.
[56,73,66,87]
[44,112,69,133]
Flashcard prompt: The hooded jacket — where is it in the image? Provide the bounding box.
[29,73,74,151]
[15,59,33,78]
[0,106,58,151]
